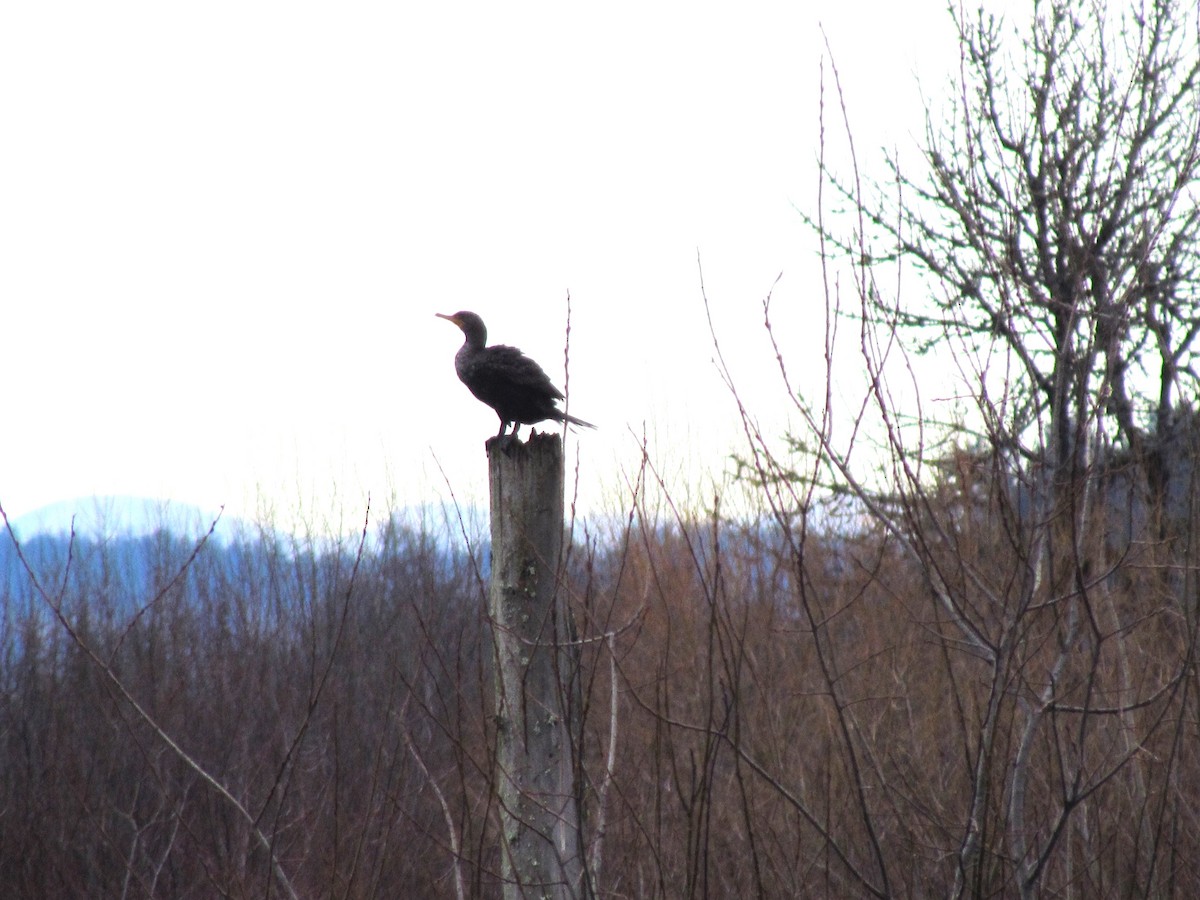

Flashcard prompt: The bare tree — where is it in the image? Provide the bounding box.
[827,0,1200,488]
[785,2,1200,895]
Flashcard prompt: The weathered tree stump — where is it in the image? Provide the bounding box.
[486,432,583,899]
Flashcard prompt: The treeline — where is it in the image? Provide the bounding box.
[0,474,1196,897]
[0,517,486,897]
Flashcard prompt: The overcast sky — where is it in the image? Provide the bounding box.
[1,1,967,532]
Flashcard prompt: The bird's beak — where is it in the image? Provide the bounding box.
[435,312,459,325]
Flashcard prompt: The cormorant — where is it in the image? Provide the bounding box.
[436,311,595,438]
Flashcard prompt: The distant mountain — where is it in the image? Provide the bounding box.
[6,496,491,549]
[0,496,485,613]
[8,496,243,544]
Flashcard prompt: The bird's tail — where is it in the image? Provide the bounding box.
[561,412,596,430]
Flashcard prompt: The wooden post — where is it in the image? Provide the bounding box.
[486,433,583,899]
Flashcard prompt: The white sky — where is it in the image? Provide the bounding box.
[1,1,964,530]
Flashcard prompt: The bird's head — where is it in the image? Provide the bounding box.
[436,311,488,348]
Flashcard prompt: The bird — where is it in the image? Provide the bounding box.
[436,311,595,439]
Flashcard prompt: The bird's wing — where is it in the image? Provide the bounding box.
[471,345,564,399]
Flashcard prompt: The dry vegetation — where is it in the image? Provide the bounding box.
[0,444,1196,898]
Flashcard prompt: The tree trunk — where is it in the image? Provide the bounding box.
[487,433,583,899]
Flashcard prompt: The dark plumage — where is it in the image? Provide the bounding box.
[436,311,595,438]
